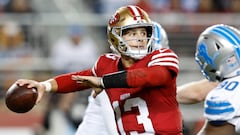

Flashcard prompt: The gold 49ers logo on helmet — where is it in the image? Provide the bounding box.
[109,13,120,26]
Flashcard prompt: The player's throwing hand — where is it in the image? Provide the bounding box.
[72,75,104,97]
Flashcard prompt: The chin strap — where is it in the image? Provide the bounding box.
[110,45,120,55]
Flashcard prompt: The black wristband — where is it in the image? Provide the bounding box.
[102,71,129,88]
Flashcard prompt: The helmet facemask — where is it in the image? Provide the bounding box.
[195,52,219,81]
[110,24,154,59]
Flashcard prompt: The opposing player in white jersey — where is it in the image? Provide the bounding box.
[75,21,170,135]
[195,24,240,135]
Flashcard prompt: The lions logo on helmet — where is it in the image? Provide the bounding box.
[195,24,240,81]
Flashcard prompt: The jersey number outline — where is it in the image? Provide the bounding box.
[219,81,239,91]
[113,97,154,135]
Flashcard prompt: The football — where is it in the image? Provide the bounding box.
[5,83,38,113]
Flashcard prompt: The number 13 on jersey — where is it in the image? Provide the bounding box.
[112,95,155,135]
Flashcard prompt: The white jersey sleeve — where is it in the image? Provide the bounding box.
[99,91,119,135]
[75,90,119,135]
[75,91,107,135]
[76,61,118,135]
[204,76,240,132]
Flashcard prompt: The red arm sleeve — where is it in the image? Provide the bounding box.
[127,66,175,87]
[54,69,93,93]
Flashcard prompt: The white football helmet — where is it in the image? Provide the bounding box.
[152,21,169,50]
[195,24,240,81]
[107,5,154,59]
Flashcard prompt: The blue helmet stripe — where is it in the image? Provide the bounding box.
[214,26,240,60]
[217,26,240,45]
[211,28,238,46]
[154,25,161,44]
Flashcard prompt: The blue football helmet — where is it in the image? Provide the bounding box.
[152,21,169,50]
[195,24,240,81]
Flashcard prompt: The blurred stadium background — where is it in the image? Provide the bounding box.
[0,0,240,135]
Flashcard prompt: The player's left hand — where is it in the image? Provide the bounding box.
[72,75,103,97]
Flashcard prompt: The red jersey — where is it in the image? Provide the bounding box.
[55,48,182,134]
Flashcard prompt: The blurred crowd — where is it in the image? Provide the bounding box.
[85,0,240,14]
[0,0,240,135]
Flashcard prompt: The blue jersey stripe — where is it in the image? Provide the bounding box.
[205,107,234,115]
[206,100,231,107]
[205,100,234,115]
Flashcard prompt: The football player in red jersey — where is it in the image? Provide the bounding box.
[16,5,182,134]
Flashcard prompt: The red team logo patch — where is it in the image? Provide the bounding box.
[109,13,120,25]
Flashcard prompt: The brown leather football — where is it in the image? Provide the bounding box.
[5,83,38,113]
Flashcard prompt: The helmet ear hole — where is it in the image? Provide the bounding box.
[215,43,221,50]
[146,26,153,37]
